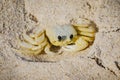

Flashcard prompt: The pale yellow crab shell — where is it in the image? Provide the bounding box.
[46,25,77,46]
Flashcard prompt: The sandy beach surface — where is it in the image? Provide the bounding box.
[0,0,120,80]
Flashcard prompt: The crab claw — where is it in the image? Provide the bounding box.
[62,18,96,52]
[62,37,89,52]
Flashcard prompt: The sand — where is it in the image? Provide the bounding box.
[0,0,120,80]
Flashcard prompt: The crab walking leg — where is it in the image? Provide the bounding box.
[74,25,96,37]
[73,24,89,28]
[23,31,44,45]
[34,28,44,37]
[23,33,37,45]
[77,26,96,37]
[13,46,43,55]
[72,18,91,27]
[18,48,43,55]
[17,30,48,55]
[18,39,47,55]
[29,28,44,38]
[19,35,46,50]
[31,39,47,50]
[35,33,45,44]
[62,37,89,52]
[79,32,95,37]
[77,26,96,32]
[19,41,35,49]
[17,41,46,55]
[81,36,94,43]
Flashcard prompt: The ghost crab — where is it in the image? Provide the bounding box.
[18,18,96,55]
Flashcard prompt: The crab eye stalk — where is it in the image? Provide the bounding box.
[70,34,73,39]
[58,35,62,41]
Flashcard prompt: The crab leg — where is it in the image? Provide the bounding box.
[29,28,44,38]
[18,48,43,55]
[22,29,45,45]
[81,36,94,43]
[20,33,46,49]
[72,18,91,27]
[79,32,95,37]
[31,39,47,50]
[76,26,96,32]
[17,28,49,55]
[23,33,37,45]
[19,39,47,55]
[35,33,45,44]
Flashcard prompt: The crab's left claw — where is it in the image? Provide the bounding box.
[62,37,89,51]
[62,18,96,52]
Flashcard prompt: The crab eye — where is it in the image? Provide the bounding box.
[58,36,62,41]
[70,34,73,39]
